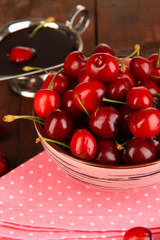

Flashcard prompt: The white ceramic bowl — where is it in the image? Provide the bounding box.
[34,121,160,191]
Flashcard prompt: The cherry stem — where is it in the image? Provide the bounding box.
[48,68,64,90]
[30,17,55,36]
[3,115,45,125]
[122,44,140,60]
[156,48,160,67]
[22,66,49,74]
[102,97,127,105]
[151,75,160,79]
[74,94,90,117]
[36,137,70,148]
[114,56,126,72]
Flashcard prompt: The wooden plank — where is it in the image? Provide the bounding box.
[97,0,160,55]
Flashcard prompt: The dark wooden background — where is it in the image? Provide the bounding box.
[1,0,160,171]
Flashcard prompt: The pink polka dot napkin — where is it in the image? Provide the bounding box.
[0,151,160,240]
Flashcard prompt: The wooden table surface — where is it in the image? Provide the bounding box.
[1,0,160,171]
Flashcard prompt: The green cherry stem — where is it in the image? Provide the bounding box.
[36,137,70,148]
[30,17,55,37]
[23,66,49,74]
[122,44,140,60]
[102,97,127,105]
[151,75,160,79]
[48,68,64,90]
[74,94,90,117]
[156,48,160,67]
[3,115,45,125]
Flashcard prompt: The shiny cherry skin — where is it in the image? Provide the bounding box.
[89,106,120,139]
[126,86,153,110]
[62,89,85,122]
[130,56,153,82]
[123,138,156,165]
[146,134,160,153]
[94,43,114,55]
[124,226,152,240]
[129,107,160,138]
[72,80,106,114]
[118,69,136,88]
[42,72,70,96]
[44,109,73,142]
[70,129,97,161]
[148,53,158,66]
[94,139,121,165]
[77,68,92,84]
[63,51,87,81]
[105,76,132,101]
[9,46,35,62]
[34,89,61,119]
[0,152,8,176]
[138,80,160,94]
[86,53,119,83]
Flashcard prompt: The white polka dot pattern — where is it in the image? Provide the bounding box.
[0,151,160,239]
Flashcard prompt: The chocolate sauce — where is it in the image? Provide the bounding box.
[0,25,78,77]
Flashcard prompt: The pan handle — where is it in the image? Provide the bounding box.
[65,4,90,35]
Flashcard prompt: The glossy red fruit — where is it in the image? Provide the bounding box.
[138,80,160,94]
[129,107,160,138]
[62,89,85,122]
[148,53,158,66]
[72,80,106,114]
[105,76,132,101]
[94,43,114,55]
[95,139,121,165]
[9,46,35,62]
[63,51,87,81]
[34,89,61,119]
[123,138,156,165]
[124,226,152,240]
[89,106,120,139]
[42,72,70,96]
[77,68,92,84]
[130,56,153,82]
[86,53,119,82]
[118,69,136,88]
[146,134,160,153]
[126,86,153,110]
[70,129,97,161]
[0,152,8,176]
[44,109,73,141]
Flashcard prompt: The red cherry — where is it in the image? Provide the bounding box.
[148,53,158,66]
[63,51,87,81]
[89,106,120,139]
[9,46,35,62]
[0,152,8,176]
[62,89,85,122]
[105,76,132,101]
[42,72,70,96]
[94,43,114,55]
[72,80,106,114]
[44,109,73,141]
[95,139,121,165]
[138,80,160,94]
[130,56,153,81]
[146,134,160,153]
[126,86,153,110]
[123,138,156,165]
[129,107,160,138]
[70,129,97,161]
[124,226,152,240]
[118,69,136,88]
[77,68,92,84]
[86,53,119,83]
[34,89,61,119]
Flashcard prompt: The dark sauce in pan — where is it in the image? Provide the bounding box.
[0,25,78,77]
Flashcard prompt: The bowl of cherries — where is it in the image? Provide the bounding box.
[4,43,160,191]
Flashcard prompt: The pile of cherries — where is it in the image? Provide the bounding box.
[4,43,160,166]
